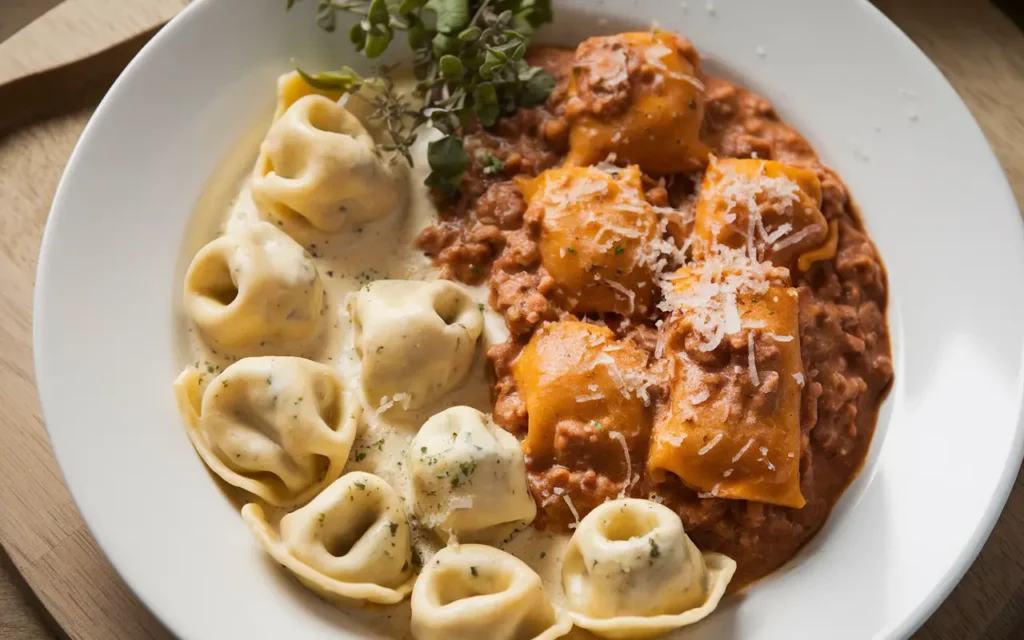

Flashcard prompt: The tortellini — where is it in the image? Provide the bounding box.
[174,357,359,507]
[562,499,736,640]
[242,472,415,604]
[410,406,536,535]
[351,280,484,411]
[252,94,408,233]
[184,221,324,355]
[411,544,572,640]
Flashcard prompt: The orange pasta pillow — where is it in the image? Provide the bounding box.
[693,157,833,271]
[512,320,652,478]
[520,165,659,317]
[649,275,805,508]
[565,31,710,173]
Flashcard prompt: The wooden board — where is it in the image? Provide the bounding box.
[0,0,1021,639]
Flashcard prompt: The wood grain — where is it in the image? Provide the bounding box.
[0,1,1021,639]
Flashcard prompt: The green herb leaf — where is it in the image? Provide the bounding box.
[399,0,428,14]
[473,83,499,126]
[315,0,336,32]
[439,54,465,80]
[432,32,460,56]
[428,135,469,177]
[294,64,362,91]
[368,0,390,25]
[458,26,481,42]
[427,0,471,34]
[365,24,394,58]
[350,23,367,51]
[519,69,555,105]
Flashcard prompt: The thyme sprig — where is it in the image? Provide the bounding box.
[288,0,555,195]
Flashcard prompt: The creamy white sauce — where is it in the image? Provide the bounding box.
[178,101,577,638]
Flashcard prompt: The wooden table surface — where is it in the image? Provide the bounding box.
[1,1,1022,639]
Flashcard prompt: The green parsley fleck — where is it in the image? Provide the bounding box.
[649,537,661,559]
[480,153,505,175]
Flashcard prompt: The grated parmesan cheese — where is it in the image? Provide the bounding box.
[450,496,473,510]
[698,432,724,456]
[774,224,821,251]
[732,437,755,462]
[688,388,710,405]
[575,392,605,403]
[609,431,633,498]
[605,279,636,314]
[563,494,581,529]
[793,372,805,386]
[376,395,396,413]
[747,332,759,386]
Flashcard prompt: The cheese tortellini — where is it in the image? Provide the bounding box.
[252,93,408,233]
[562,499,736,639]
[184,222,324,355]
[411,544,572,640]
[410,407,536,535]
[174,357,359,507]
[242,472,415,604]
[351,280,484,411]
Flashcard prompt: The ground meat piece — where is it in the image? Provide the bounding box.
[488,224,561,335]
[474,182,527,230]
[528,465,627,531]
[702,76,817,165]
[489,339,528,434]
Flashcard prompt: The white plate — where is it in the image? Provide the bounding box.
[33,0,1024,638]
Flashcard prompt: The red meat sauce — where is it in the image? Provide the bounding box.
[415,46,893,589]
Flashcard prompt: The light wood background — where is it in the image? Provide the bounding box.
[0,0,1021,639]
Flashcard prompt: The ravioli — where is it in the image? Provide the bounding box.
[693,157,832,270]
[565,31,710,173]
[649,274,805,509]
[520,165,659,317]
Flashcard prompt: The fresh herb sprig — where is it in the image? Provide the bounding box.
[288,0,555,196]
